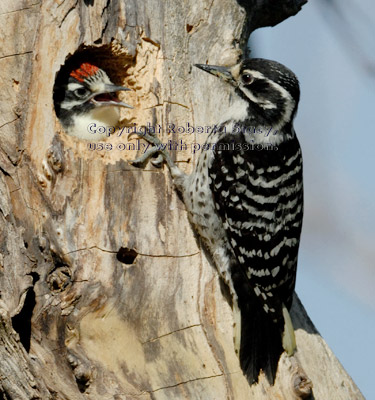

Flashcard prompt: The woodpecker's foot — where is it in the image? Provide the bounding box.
[129,130,176,171]
[129,129,160,147]
[129,129,187,192]
[131,148,165,168]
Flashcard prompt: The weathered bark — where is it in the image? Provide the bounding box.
[0,0,364,399]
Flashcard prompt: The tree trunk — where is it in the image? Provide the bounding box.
[0,0,364,399]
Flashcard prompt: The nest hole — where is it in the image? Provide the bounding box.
[53,43,135,139]
[117,247,138,265]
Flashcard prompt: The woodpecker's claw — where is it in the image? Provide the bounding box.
[128,129,159,145]
[129,129,175,170]
[151,154,165,168]
[131,147,164,168]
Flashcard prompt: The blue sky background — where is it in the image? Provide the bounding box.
[251,1,375,398]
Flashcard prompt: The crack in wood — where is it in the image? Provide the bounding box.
[187,0,215,34]
[136,251,200,258]
[141,37,161,48]
[64,246,200,259]
[59,1,78,28]
[107,169,161,174]
[0,51,33,60]
[141,324,202,344]
[0,3,41,16]
[144,372,224,394]
[145,100,190,110]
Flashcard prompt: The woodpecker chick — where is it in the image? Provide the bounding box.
[132,58,303,384]
[54,62,132,140]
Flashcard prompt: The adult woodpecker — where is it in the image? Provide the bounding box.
[54,62,132,140]
[132,58,303,384]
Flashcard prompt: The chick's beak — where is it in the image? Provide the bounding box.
[91,84,133,109]
[194,64,235,85]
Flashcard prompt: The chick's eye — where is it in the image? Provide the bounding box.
[241,74,253,84]
[74,87,90,97]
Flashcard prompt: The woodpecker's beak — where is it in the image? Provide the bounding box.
[91,84,133,109]
[195,64,236,85]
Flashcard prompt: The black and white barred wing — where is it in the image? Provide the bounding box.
[208,133,303,381]
[208,133,303,317]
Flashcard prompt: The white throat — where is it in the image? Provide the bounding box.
[68,106,121,141]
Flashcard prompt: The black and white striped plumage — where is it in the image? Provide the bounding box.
[189,59,303,383]
[133,58,303,384]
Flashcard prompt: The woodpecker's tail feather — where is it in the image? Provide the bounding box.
[237,292,283,385]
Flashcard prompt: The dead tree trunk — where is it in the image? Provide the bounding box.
[0,0,364,399]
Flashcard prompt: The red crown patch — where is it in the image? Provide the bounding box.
[70,63,100,82]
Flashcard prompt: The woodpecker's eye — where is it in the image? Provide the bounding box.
[74,87,90,98]
[241,74,254,85]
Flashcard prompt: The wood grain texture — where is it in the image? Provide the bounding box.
[0,0,364,398]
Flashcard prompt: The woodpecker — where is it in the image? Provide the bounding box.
[132,58,303,384]
[54,62,132,140]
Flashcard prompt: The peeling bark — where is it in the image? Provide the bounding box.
[0,0,364,399]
